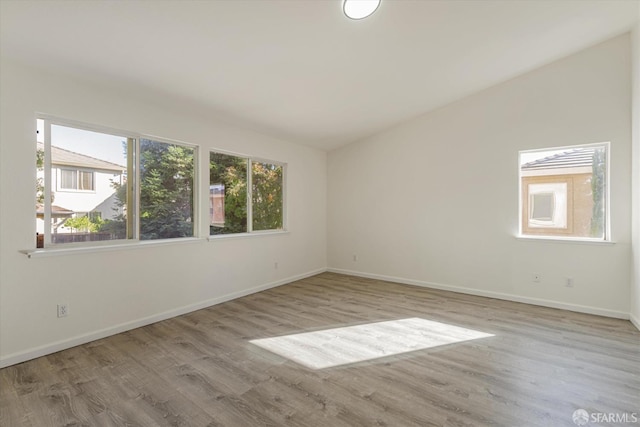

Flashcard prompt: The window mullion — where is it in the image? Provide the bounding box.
[247,158,253,233]
[43,120,52,247]
[130,137,139,240]
[192,146,199,238]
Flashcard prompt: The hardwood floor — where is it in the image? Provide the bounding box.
[1,272,638,426]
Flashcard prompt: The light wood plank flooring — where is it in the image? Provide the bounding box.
[1,272,639,426]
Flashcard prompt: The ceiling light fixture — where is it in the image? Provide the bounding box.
[343,0,381,20]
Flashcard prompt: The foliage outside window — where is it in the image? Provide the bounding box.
[519,143,609,240]
[252,161,284,231]
[210,152,285,235]
[209,152,248,234]
[36,119,196,247]
[139,139,195,240]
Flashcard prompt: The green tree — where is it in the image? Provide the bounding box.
[97,140,195,240]
[590,147,606,238]
[139,139,194,240]
[209,153,247,234]
[98,179,128,239]
[64,215,103,233]
[209,156,283,233]
[252,162,283,231]
[36,148,45,204]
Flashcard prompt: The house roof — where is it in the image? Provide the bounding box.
[37,142,125,172]
[521,148,596,171]
[36,203,74,218]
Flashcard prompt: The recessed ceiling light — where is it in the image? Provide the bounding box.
[343,0,381,20]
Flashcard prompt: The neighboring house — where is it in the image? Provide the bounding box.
[209,184,225,228]
[36,142,126,238]
[520,147,601,238]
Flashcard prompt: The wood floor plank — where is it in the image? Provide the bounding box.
[1,272,638,426]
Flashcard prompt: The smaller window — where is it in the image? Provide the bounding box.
[527,182,568,229]
[519,143,609,240]
[210,151,285,236]
[530,193,554,222]
[60,169,95,191]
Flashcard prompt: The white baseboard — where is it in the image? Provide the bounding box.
[3,267,633,368]
[327,268,630,320]
[631,313,640,331]
[0,268,325,369]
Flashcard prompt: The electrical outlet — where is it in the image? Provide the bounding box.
[532,273,541,283]
[57,304,68,318]
[274,261,279,270]
[353,254,358,262]
[565,277,574,288]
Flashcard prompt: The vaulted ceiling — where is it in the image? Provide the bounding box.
[1,0,637,150]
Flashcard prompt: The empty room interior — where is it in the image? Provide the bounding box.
[1,0,640,426]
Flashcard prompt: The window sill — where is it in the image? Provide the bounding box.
[22,237,205,258]
[207,230,290,241]
[515,235,615,245]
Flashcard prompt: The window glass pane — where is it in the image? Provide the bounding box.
[530,193,554,221]
[252,161,283,231]
[209,152,247,234]
[520,144,607,239]
[36,120,45,247]
[60,169,76,189]
[79,170,94,190]
[139,139,195,240]
[39,124,128,245]
[590,146,606,239]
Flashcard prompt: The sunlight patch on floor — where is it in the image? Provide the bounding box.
[250,317,494,369]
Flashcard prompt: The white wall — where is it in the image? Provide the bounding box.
[328,35,632,318]
[631,7,640,329]
[0,60,327,367]
[1,27,636,370]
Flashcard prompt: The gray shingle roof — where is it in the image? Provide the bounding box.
[521,147,595,171]
[36,142,125,172]
[35,203,74,218]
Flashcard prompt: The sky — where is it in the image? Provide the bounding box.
[37,120,127,167]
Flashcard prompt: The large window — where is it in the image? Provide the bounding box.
[210,151,285,235]
[519,143,609,240]
[36,119,196,247]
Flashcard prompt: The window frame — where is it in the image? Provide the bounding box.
[208,148,287,237]
[58,168,96,192]
[250,158,286,233]
[522,177,572,234]
[518,141,611,243]
[138,137,198,241]
[38,116,199,249]
[530,192,556,223]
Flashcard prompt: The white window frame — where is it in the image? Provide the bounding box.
[518,141,611,243]
[528,183,567,228]
[58,168,96,192]
[38,116,199,249]
[208,149,287,238]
